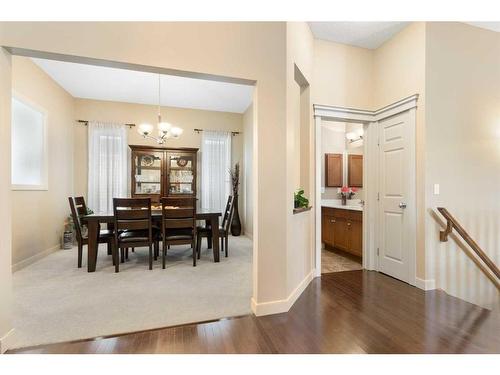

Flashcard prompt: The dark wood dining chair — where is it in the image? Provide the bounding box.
[196,195,234,260]
[68,197,114,268]
[113,198,158,272]
[74,196,88,216]
[160,197,197,268]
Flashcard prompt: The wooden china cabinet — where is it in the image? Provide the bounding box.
[130,145,198,203]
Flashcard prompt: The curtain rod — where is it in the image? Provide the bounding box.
[193,128,240,136]
[77,120,136,129]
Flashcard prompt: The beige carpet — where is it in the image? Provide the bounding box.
[11,236,253,349]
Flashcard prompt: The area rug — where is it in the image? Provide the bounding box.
[11,236,253,349]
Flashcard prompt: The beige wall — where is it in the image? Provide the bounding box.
[1,21,497,343]
[0,22,291,313]
[0,48,13,352]
[311,36,373,210]
[11,56,75,268]
[373,22,427,278]
[243,103,253,238]
[312,39,373,109]
[74,98,245,225]
[425,22,500,309]
[286,22,315,296]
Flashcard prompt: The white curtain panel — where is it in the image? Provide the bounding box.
[201,130,232,215]
[88,121,128,212]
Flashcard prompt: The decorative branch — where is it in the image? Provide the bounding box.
[229,162,240,196]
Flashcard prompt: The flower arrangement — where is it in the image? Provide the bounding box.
[338,186,358,205]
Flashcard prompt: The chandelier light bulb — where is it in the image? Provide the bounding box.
[158,122,172,135]
[138,123,154,136]
[346,132,357,141]
[170,127,183,138]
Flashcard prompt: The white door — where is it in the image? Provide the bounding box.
[378,109,415,284]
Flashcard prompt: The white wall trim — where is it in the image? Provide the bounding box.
[250,87,259,317]
[0,329,15,354]
[406,107,417,287]
[314,104,374,123]
[314,116,322,276]
[11,244,60,273]
[416,277,436,291]
[313,94,419,283]
[251,270,314,316]
[363,121,379,271]
[314,94,419,122]
[373,94,419,120]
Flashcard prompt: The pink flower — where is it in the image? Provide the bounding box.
[341,186,349,193]
[350,187,358,192]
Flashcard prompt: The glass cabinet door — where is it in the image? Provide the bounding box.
[133,151,163,198]
[167,151,195,196]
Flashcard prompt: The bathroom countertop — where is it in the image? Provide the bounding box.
[321,199,363,211]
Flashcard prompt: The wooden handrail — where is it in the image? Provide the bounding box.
[437,207,500,279]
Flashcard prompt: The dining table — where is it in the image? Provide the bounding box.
[81,208,222,272]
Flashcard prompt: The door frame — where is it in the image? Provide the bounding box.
[313,94,418,286]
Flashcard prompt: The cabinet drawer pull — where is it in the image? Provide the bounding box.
[330,219,336,223]
[347,222,351,226]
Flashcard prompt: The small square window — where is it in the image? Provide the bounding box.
[11,96,48,190]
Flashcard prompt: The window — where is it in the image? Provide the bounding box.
[88,122,128,212]
[201,130,232,216]
[11,96,48,190]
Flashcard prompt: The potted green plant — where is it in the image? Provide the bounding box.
[294,189,309,209]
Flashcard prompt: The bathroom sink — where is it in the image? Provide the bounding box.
[321,199,363,211]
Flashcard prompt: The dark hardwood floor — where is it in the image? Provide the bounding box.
[8,270,500,354]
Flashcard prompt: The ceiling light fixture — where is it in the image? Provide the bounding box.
[137,74,183,144]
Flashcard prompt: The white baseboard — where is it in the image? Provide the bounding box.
[251,270,314,316]
[0,329,15,354]
[11,244,60,272]
[416,277,436,291]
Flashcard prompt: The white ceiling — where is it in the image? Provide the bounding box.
[309,22,500,50]
[32,58,254,114]
[32,22,500,113]
[465,22,500,33]
[308,22,410,49]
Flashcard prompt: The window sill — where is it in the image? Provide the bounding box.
[11,184,48,191]
[293,206,312,215]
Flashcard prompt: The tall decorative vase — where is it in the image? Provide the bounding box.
[231,194,242,236]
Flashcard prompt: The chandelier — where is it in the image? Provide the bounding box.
[137,74,183,144]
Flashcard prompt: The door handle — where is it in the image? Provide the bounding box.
[399,202,407,209]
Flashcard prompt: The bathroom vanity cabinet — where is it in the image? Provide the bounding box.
[321,206,362,257]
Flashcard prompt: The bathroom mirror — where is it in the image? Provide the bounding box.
[321,121,364,199]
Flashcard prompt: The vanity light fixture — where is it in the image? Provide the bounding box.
[346,127,364,143]
[137,74,183,144]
